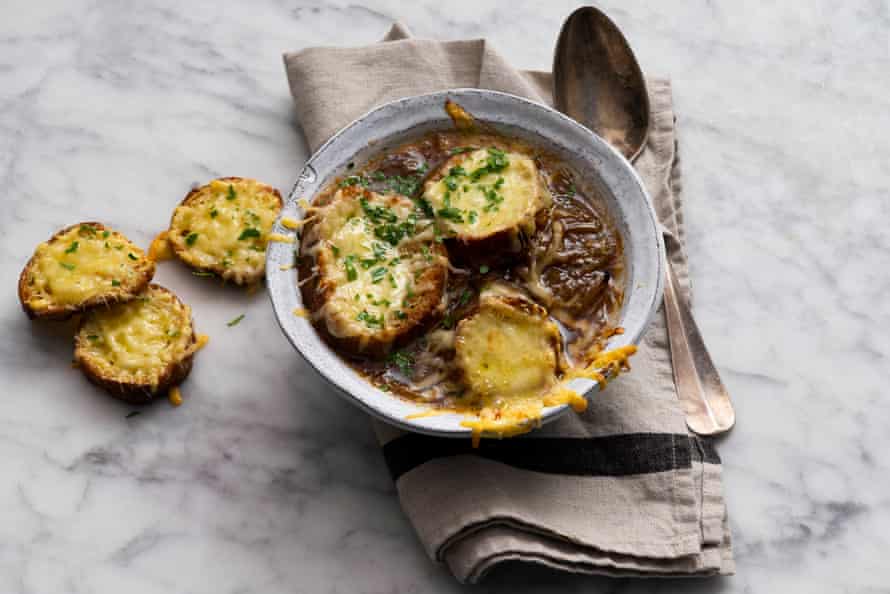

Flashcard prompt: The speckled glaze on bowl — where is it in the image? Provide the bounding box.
[266,89,664,438]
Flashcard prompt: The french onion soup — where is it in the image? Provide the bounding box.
[297,102,635,444]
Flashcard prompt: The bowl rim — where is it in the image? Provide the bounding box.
[266,87,665,438]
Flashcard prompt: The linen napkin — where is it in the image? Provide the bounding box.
[284,23,734,583]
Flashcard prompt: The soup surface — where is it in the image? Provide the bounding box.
[298,123,629,441]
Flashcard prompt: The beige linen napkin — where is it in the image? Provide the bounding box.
[284,23,734,583]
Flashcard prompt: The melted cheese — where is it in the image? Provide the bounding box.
[26,224,150,309]
[267,233,294,244]
[423,149,546,240]
[169,178,281,277]
[77,287,193,388]
[149,231,174,261]
[169,385,183,406]
[454,295,562,445]
[281,217,304,230]
[450,294,637,446]
[455,296,559,397]
[459,343,637,446]
[311,189,438,339]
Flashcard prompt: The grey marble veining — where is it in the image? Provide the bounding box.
[1,1,888,592]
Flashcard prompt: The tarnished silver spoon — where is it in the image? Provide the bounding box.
[553,6,650,162]
[553,6,735,435]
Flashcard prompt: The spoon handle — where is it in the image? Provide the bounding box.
[663,258,735,435]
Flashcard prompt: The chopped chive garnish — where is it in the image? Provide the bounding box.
[227,314,245,327]
[370,267,387,284]
[388,350,414,376]
[185,233,198,246]
[238,228,260,240]
[227,184,237,200]
[65,241,79,254]
[111,279,120,286]
[60,262,75,271]
[344,255,357,281]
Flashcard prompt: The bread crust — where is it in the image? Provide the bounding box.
[167,176,283,285]
[18,222,155,320]
[74,284,198,404]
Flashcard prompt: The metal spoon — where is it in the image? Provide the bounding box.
[553,6,735,435]
[553,6,649,162]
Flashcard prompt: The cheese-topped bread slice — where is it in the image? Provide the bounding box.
[300,185,447,357]
[423,148,550,249]
[454,293,562,398]
[74,284,205,403]
[168,177,283,285]
[18,222,155,319]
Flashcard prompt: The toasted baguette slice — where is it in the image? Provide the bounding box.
[455,292,562,398]
[74,284,204,403]
[168,177,283,285]
[19,222,155,319]
[300,185,447,357]
[423,148,551,252]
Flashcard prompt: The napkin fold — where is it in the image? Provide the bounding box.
[284,23,734,583]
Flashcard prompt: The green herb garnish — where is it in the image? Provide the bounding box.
[339,175,369,188]
[469,148,509,181]
[65,241,79,254]
[111,279,120,286]
[185,233,198,246]
[60,262,75,271]
[370,267,387,284]
[210,208,218,218]
[360,197,397,224]
[227,314,245,327]
[479,265,490,274]
[388,350,414,376]
[125,411,141,419]
[357,309,383,329]
[331,245,341,257]
[238,228,260,240]
[459,288,474,306]
[192,271,215,277]
[227,184,237,200]
[413,195,435,218]
[344,255,357,281]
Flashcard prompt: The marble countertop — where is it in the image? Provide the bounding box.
[2,1,887,592]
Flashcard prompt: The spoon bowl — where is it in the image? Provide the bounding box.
[553,6,650,162]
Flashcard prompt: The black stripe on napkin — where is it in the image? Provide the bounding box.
[383,433,718,481]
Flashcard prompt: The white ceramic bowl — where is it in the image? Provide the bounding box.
[266,89,664,438]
